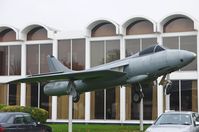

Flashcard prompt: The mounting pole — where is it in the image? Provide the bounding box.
[139,83,144,131]
[68,95,73,132]
[140,92,144,131]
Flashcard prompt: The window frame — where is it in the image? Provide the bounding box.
[162,31,197,71]
[0,41,22,75]
[89,35,121,120]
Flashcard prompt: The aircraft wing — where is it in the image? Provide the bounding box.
[8,70,126,83]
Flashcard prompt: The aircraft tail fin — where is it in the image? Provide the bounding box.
[47,55,73,72]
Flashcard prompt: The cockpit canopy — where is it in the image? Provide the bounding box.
[139,45,166,56]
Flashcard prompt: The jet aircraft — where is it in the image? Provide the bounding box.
[8,44,196,103]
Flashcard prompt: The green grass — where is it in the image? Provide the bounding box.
[48,124,149,132]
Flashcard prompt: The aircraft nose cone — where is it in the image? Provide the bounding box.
[181,50,196,64]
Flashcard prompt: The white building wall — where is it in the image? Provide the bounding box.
[0,0,199,124]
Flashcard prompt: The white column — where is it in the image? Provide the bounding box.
[120,36,126,123]
[20,43,26,106]
[157,77,163,115]
[85,92,90,121]
[85,37,91,121]
[157,32,164,114]
[165,75,170,111]
[20,83,26,106]
[51,39,58,121]
[68,95,73,132]
[140,98,143,131]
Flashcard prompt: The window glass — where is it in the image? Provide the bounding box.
[0,46,8,75]
[163,37,179,49]
[73,94,85,119]
[27,27,48,40]
[106,40,120,63]
[0,114,8,123]
[40,82,52,118]
[9,84,20,105]
[57,39,85,119]
[164,17,194,33]
[23,115,34,124]
[155,114,192,125]
[0,84,7,104]
[106,40,120,120]
[26,44,52,119]
[57,96,68,119]
[126,83,157,120]
[125,37,157,120]
[142,38,157,49]
[163,35,197,71]
[9,45,21,75]
[126,20,153,35]
[14,117,24,124]
[181,81,197,111]
[72,39,85,70]
[40,44,52,73]
[90,40,120,120]
[180,36,197,71]
[125,38,157,57]
[26,45,39,74]
[170,81,180,110]
[57,40,70,119]
[139,45,165,56]
[139,46,155,56]
[125,39,140,57]
[155,45,165,52]
[7,116,14,124]
[106,87,120,119]
[90,41,105,120]
[91,23,116,37]
[90,41,104,67]
[91,90,104,119]
[58,40,71,68]
[26,83,38,107]
[0,29,16,42]
[170,80,197,112]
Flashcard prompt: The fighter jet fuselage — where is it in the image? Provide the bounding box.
[8,45,196,103]
[43,45,196,98]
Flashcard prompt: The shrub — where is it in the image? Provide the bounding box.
[0,104,6,110]
[0,105,48,123]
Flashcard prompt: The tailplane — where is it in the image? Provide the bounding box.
[47,55,73,72]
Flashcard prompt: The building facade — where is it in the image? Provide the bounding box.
[0,0,199,124]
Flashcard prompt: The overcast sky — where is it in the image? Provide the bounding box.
[0,0,199,32]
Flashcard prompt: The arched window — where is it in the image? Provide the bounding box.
[0,28,20,76]
[26,26,52,119]
[27,26,48,40]
[91,22,116,37]
[163,17,194,33]
[126,20,153,35]
[0,28,20,107]
[125,20,157,57]
[90,21,120,120]
[0,29,16,42]
[124,19,157,120]
[162,16,196,71]
[162,15,197,112]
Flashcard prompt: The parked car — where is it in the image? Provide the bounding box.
[145,111,199,132]
[0,112,51,132]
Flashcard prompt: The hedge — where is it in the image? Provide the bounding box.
[0,104,6,110]
[0,105,48,123]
